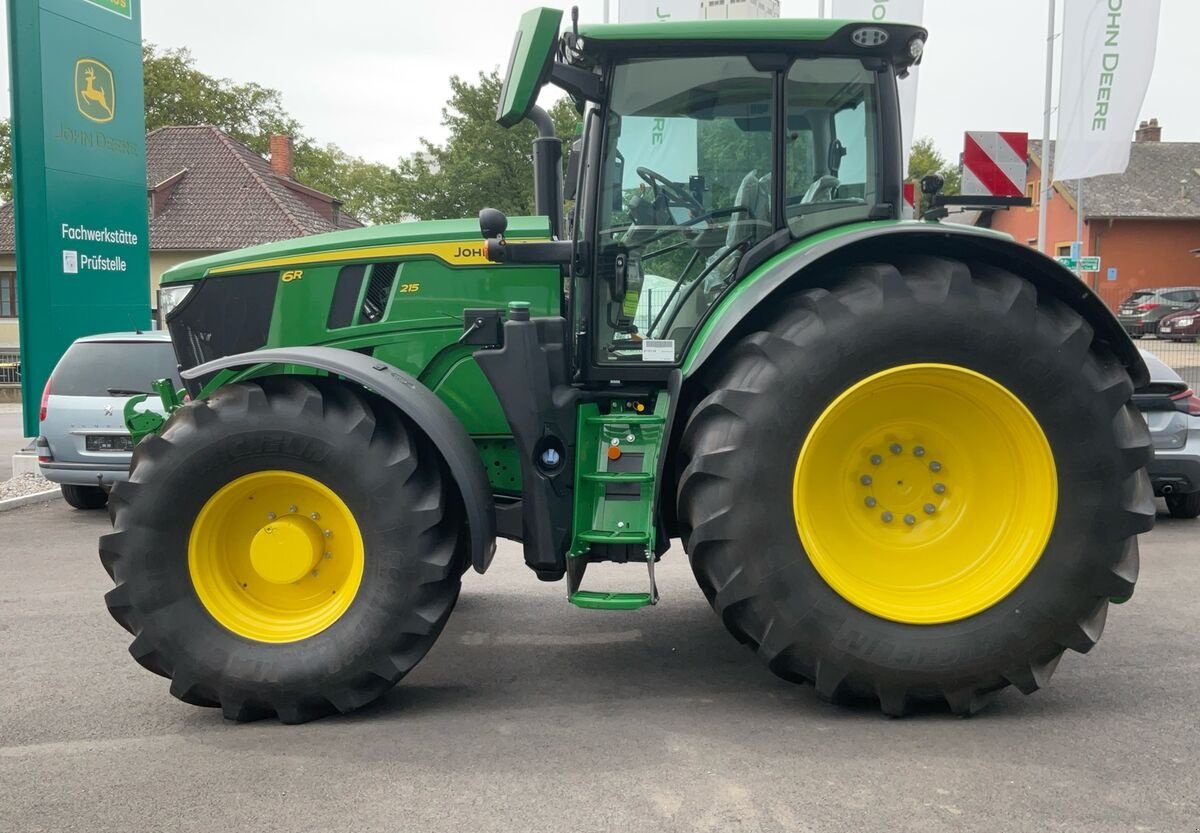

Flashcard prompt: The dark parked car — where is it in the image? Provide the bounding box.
[1118,287,1200,337]
[1133,349,1200,519]
[1156,306,1200,341]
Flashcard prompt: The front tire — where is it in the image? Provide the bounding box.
[100,377,465,723]
[677,256,1154,715]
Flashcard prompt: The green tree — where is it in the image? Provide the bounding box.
[908,136,961,196]
[0,120,11,202]
[394,70,578,221]
[142,44,302,155]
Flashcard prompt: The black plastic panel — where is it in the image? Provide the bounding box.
[327,265,366,330]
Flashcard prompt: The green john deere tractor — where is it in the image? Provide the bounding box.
[100,8,1155,723]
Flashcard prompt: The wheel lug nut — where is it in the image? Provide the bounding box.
[870,454,882,466]
[288,505,298,514]
[310,570,319,577]
[610,438,620,446]
[924,503,936,515]
[881,511,893,523]
[929,461,942,472]
[310,512,320,521]
[324,529,333,538]
[890,443,903,454]
[913,446,925,457]
[324,552,332,560]
[266,512,276,521]
[860,474,872,486]
[865,496,877,508]
[933,483,946,494]
[903,514,916,525]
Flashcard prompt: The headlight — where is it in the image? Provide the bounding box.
[158,283,195,321]
[1176,317,1194,327]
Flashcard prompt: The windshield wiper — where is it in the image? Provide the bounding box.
[106,387,150,396]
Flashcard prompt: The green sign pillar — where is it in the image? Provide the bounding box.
[7,0,150,436]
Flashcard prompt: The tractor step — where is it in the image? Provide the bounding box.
[576,530,650,544]
[567,392,670,609]
[568,591,655,610]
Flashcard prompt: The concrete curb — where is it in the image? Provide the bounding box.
[0,489,59,513]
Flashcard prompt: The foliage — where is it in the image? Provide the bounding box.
[142,45,302,155]
[393,71,578,220]
[0,120,10,203]
[908,136,961,196]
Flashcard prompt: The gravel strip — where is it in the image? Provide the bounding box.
[0,473,56,500]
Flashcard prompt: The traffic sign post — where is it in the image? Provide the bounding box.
[6,0,150,436]
[1054,255,1101,273]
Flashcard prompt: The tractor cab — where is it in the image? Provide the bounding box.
[489,8,925,377]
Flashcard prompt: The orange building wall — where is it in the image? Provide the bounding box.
[984,158,1200,309]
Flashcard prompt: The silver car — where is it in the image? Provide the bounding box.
[35,332,178,509]
[1134,349,1200,519]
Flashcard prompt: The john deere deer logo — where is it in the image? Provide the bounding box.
[75,59,115,123]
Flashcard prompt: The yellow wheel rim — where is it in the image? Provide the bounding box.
[792,363,1057,625]
[188,471,365,643]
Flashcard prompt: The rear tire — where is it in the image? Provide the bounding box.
[61,483,108,510]
[677,256,1154,715]
[100,377,465,723]
[1166,491,1200,519]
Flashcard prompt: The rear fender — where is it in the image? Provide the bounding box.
[682,223,1148,388]
[182,347,497,573]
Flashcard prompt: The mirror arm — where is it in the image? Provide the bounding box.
[549,62,603,103]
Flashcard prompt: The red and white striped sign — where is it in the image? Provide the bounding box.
[902,182,916,219]
[961,131,1027,197]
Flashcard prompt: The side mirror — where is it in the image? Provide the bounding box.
[479,207,508,241]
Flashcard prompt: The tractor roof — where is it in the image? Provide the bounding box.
[573,19,927,64]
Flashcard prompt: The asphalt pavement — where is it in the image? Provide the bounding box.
[1,502,1198,832]
[0,405,30,481]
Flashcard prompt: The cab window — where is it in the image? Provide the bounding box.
[591,55,774,365]
[784,58,880,237]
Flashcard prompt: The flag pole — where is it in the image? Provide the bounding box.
[1037,0,1056,254]
[604,0,611,23]
[818,0,826,18]
[1076,178,1087,284]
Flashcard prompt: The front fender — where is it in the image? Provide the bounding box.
[682,221,1148,388]
[182,347,497,573]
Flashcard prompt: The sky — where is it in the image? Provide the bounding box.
[1,0,1198,167]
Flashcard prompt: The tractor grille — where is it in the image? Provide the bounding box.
[168,272,279,389]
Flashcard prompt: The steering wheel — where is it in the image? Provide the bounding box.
[636,166,705,216]
[801,175,841,204]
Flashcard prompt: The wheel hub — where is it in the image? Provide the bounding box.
[860,444,948,529]
[188,471,365,643]
[793,363,1057,625]
[249,517,324,585]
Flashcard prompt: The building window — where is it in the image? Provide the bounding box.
[1025,182,1039,206]
[1056,244,1072,257]
[1026,238,1037,248]
[0,273,16,318]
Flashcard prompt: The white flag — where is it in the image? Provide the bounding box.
[616,0,703,189]
[831,0,924,176]
[617,0,701,22]
[1056,0,1161,180]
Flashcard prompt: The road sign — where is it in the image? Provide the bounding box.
[7,0,150,436]
[962,131,1028,197]
[1054,256,1101,273]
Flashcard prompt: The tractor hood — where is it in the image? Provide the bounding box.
[160,216,552,285]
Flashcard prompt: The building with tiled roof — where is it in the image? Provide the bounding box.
[0,126,361,350]
[980,119,1200,309]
